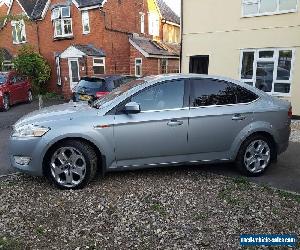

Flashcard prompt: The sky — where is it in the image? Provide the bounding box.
[163,0,181,16]
[0,0,181,16]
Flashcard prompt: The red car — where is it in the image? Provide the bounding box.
[0,72,32,111]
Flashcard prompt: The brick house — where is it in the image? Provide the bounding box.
[0,0,180,99]
[129,0,180,77]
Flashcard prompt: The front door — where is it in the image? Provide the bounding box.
[68,59,80,90]
[189,55,209,74]
[114,79,189,167]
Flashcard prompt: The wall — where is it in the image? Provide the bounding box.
[182,0,300,115]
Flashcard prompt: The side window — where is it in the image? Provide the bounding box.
[131,80,185,111]
[234,86,258,103]
[191,79,237,107]
[11,76,18,84]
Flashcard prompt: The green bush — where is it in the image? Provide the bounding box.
[13,45,51,95]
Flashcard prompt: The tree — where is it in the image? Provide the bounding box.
[13,45,51,108]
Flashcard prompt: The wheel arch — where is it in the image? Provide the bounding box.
[42,137,106,176]
[234,131,278,162]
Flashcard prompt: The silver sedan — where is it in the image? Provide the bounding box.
[9,74,292,189]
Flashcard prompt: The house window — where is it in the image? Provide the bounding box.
[135,58,142,77]
[140,13,145,34]
[240,48,294,95]
[148,12,159,36]
[2,61,13,72]
[82,10,90,34]
[11,20,26,44]
[242,0,298,16]
[160,58,168,74]
[93,57,105,74]
[52,6,73,38]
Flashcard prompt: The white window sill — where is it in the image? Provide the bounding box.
[82,32,90,35]
[13,41,27,45]
[53,34,74,39]
[242,9,297,18]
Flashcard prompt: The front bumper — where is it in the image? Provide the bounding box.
[9,136,47,176]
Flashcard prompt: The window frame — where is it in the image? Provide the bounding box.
[239,48,296,97]
[140,12,145,34]
[242,0,298,17]
[160,58,168,74]
[135,58,143,77]
[113,79,189,114]
[148,12,160,36]
[93,57,106,75]
[81,10,90,34]
[189,78,259,108]
[52,6,73,38]
[11,20,27,44]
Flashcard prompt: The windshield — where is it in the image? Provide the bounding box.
[93,79,146,109]
[0,74,7,85]
[76,78,105,91]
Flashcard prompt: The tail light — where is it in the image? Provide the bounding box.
[288,106,293,119]
[96,91,109,98]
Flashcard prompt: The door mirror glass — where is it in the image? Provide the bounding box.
[124,102,141,114]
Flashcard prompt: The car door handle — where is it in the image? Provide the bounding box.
[232,114,246,121]
[167,119,184,127]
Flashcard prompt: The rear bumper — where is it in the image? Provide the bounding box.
[276,123,291,155]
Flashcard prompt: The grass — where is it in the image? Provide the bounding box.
[0,236,23,250]
[193,212,208,221]
[232,176,251,190]
[35,226,45,236]
[277,190,300,204]
[150,202,166,216]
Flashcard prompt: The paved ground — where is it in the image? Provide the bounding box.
[0,101,299,193]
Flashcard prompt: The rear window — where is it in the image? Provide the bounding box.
[0,74,7,85]
[77,78,106,91]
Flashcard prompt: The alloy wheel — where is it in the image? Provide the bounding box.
[28,91,33,102]
[244,139,271,173]
[50,147,87,188]
[3,95,9,111]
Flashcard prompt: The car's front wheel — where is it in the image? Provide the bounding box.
[2,94,10,112]
[236,134,274,176]
[46,140,98,189]
[27,90,33,103]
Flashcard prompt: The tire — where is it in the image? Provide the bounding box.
[2,94,10,112]
[45,140,98,189]
[27,90,33,103]
[235,134,274,177]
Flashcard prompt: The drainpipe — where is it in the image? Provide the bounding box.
[35,20,41,54]
[179,0,183,73]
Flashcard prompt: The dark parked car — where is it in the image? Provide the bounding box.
[0,71,32,111]
[72,75,137,102]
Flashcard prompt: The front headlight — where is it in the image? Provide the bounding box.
[12,124,50,138]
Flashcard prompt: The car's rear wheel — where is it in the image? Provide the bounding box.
[46,140,98,189]
[236,134,274,176]
[2,94,10,111]
[27,90,33,103]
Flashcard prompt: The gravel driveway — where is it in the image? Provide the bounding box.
[0,169,299,249]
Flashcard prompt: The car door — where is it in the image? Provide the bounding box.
[113,79,189,167]
[187,78,257,160]
[8,74,22,104]
[17,75,27,101]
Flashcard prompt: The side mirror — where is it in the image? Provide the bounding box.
[124,102,141,114]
